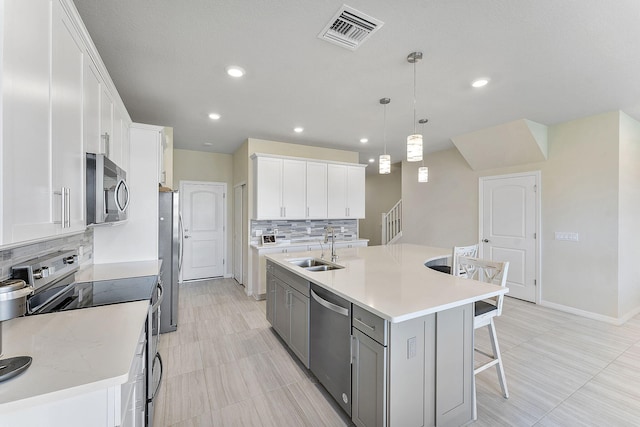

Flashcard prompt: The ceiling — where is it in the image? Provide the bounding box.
[72,0,640,167]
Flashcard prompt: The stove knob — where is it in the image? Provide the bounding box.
[33,269,43,280]
[41,266,50,278]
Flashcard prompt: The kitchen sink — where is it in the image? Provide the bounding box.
[304,264,344,272]
[288,257,344,272]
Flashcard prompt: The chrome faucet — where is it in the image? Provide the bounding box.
[324,226,338,263]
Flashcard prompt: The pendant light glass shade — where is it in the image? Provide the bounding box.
[418,166,429,182]
[379,154,391,174]
[379,97,391,175]
[406,52,423,163]
[407,134,423,162]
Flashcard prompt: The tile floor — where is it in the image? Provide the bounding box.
[153,278,640,426]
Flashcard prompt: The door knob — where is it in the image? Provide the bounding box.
[483,239,490,243]
[184,235,191,239]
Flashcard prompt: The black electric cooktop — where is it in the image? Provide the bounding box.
[78,275,157,307]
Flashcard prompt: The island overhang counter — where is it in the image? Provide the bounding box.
[265,243,508,427]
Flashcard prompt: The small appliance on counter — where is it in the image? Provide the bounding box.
[0,278,33,382]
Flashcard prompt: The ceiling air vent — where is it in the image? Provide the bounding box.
[318,5,384,51]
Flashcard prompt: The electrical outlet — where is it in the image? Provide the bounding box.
[555,231,579,241]
[341,226,345,233]
[407,336,417,359]
[273,228,278,235]
[306,227,311,234]
[255,230,263,236]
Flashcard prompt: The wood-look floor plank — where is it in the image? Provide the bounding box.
[153,278,640,427]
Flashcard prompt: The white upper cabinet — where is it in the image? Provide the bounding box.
[327,164,366,218]
[282,159,307,219]
[306,161,328,219]
[1,0,132,246]
[1,0,56,243]
[51,0,85,232]
[254,156,306,220]
[83,56,130,171]
[253,154,365,220]
[83,57,102,156]
[100,85,114,159]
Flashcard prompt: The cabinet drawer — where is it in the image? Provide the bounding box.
[353,305,388,346]
[273,264,310,296]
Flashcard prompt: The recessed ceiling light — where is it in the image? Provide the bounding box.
[471,78,489,88]
[369,158,375,163]
[360,138,368,143]
[208,113,221,120]
[226,66,245,78]
[203,142,213,146]
[294,127,304,133]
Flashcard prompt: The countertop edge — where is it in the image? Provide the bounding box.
[0,301,149,414]
[266,244,508,323]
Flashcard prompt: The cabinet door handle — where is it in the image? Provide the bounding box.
[65,187,71,228]
[354,317,376,332]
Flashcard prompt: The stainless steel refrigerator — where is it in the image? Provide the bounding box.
[158,190,181,333]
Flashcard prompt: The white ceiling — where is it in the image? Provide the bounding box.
[72,0,640,166]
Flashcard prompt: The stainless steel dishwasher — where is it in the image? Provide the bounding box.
[309,283,352,416]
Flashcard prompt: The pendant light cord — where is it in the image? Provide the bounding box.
[413,59,417,135]
[383,103,387,155]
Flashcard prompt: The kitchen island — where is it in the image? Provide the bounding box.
[265,244,508,427]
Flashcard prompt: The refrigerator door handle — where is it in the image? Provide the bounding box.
[178,212,184,272]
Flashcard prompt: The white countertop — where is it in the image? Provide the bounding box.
[76,259,162,282]
[0,301,149,414]
[266,244,508,323]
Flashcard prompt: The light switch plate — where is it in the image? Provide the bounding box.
[555,231,579,241]
[407,336,417,359]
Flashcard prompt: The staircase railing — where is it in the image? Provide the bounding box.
[381,199,402,245]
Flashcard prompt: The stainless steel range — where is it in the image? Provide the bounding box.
[10,251,163,427]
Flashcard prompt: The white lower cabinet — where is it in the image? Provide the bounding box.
[1,322,147,427]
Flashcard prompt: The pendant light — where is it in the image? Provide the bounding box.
[406,51,423,162]
[379,98,391,174]
[418,118,429,183]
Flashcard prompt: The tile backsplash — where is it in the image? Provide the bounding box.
[0,230,93,280]
[250,219,359,246]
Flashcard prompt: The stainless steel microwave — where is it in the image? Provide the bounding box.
[86,153,130,225]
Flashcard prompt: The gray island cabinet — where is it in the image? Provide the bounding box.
[265,244,507,427]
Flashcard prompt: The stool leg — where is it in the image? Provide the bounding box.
[488,318,509,398]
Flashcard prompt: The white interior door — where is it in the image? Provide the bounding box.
[480,172,539,302]
[181,181,226,281]
[233,184,244,285]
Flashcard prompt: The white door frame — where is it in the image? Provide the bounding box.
[179,180,227,281]
[479,171,541,303]
[233,183,245,285]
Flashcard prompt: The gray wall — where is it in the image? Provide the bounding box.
[361,163,402,246]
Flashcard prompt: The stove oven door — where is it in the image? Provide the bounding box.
[146,280,164,426]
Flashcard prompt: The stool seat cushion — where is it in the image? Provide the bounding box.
[475,300,498,316]
[429,265,451,274]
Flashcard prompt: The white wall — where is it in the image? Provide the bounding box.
[402,111,635,320]
[618,112,640,317]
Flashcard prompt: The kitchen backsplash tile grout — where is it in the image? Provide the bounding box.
[250,219,359,246]
[0,230,93,280]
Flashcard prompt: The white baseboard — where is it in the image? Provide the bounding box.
[539,299,640,325]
